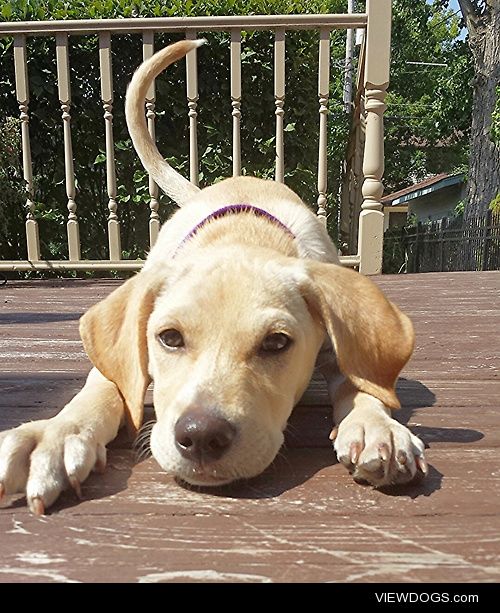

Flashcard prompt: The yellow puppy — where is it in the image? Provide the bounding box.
[0,41,426,515]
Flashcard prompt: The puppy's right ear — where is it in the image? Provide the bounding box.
[301,261,415,411]
[79,267,165,435]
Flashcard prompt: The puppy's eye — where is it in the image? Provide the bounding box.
[261,332,292,354]
[158,328,184,349]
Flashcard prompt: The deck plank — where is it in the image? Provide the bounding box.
[0,271,499,583]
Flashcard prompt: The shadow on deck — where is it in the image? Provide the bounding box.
[0,271,499,583]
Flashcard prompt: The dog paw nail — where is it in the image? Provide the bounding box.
[397,450,408,465]
[95,460,106,474]
[416,455,428,475]
[0,482,5,501]
[329,427,338,442]
[69,476,82,499]
[350,442,362,464]
[378,443,390,462]
[29,496,45,516]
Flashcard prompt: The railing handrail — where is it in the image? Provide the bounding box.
[0,14,368,36]
[0,255,361,272]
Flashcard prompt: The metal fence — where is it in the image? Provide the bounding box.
[0,1,392,275]
[383,209,500,274]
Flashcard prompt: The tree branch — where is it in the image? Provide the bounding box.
[457,0,480,33]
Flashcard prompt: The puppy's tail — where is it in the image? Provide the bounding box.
[125,39,206,207]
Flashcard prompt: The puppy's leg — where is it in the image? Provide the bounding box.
[0,368,124,514]
[333,381,428,485]
[320,365,427,486]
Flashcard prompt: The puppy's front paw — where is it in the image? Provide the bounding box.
[0,419,106,515]
[333,412,427,487]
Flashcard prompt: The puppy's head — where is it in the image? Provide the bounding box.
[80,249,413,486]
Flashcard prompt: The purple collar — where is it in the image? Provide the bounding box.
[173,204,294,257]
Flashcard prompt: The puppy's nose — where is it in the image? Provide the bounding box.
[174,410,236,464]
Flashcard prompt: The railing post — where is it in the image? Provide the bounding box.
[230,29,242,177]
[99,32,121,261]
[274,28,286,183]
[56,32,80,261]
[142,32,160,248]
[13,34,40,262]
[316,27,330,226]
[358,0,391,275]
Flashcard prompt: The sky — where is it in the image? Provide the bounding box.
[427,0,461,10]
[427,0,467,40]
[448,0,467,40]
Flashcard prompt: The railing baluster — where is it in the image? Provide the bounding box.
[186,30,200,187]
[99,32,121,261]
[13,34,40,261]
[142,31,160,248]
[56,32,80,261]
[230,29,242,177]
[353,93,366,251]
[274,28,285,183]
[316,28,330,226]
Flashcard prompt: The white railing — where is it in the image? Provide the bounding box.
[0,1,391,274]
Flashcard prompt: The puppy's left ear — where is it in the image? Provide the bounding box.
[79,266,165,435]
[302,261,415,410]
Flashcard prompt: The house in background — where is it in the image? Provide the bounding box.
[382,173,466,231]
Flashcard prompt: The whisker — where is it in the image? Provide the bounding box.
[134,435,150,447]
[135,443,152,461]
[133,421,155,448]
[135,432,153,445]
[284,421,300,436]
[313,360,332,371]
[134,433,152,447]
[133,420,155,463]
[276,448,294,471]
[243,483,269,497]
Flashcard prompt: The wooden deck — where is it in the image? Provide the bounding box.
[0,271,499,583]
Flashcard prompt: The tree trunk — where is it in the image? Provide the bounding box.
[464,3,500,218]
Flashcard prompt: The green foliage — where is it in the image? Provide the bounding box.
[454,199,465,216]
[489,193,500,214]
[382,213,418,274]
[2,0,344,21]
[383,0,472,193]
[0,116,27,259]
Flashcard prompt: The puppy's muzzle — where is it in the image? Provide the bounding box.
[174,409,237,464]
